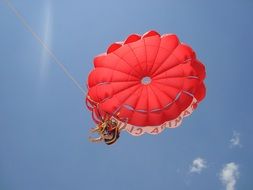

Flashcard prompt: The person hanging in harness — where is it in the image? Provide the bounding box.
[89,116,127,145]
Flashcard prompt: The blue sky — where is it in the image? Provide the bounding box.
[1,0,253,190]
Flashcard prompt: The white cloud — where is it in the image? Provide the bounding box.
[189,158,207,174]
[220,162,239,190]
[230,131,241,148]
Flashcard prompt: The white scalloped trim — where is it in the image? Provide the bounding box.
[113,98,197,136]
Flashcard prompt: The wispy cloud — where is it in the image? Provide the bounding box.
[230,131,241,148]
[189,157,207,174]
[220,163,239,190]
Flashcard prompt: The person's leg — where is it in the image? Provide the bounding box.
[90,126,100,133]
[89,136,103,143]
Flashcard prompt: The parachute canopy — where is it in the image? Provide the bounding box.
[86,30,206,136]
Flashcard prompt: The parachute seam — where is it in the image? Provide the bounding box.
[152,54,188,78]
[151,83,180,106]
[148,84,174,109]
[153,81,183,95]
[94,64,140,79]
[143,38,148,74]
[153,79,184,92]
[125,86,145,124]
[147,85,166,122]
[95,82,140,102]
[154,76,199,81]
[147,38,161,75]
[112,50,143,77]
[151,43,181,77]
[153,46,195,77]
[109,85,144,124]
[127,44,146,76]
[134,86,148,112]
[90,81,139,88]
[148,85,163,111]
[151,83,183,119]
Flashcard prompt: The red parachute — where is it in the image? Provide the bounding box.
[86,30,206,137]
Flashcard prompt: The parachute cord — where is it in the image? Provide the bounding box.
[3,0,86,94]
